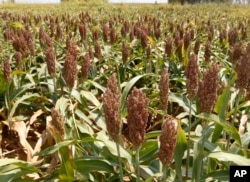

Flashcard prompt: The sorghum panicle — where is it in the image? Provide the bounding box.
[103,24,109,43]
[56,23,62,40]
[88,46,94,60]
[12,35,27,56]
[79,23,87,41]
[184,32,191,50]
[228,28,238,46]
[81,53,91,80]
[198,63,219,113]
[45,47,56,78]
[92,29,99,42]
[165,36,172,57]
[3,58,11,82]
[110,27,117,44]
[94,41,102,60]
[235,54,250,90]
[177,39,183,61]
[204,40,211,62]
[231,42,243,63]
[50,108,65,141]
[159,68,169,112]
[127,87,149,147]
[63,42,78,90]
[194,38,201,55]
[122,42,130,64]
[158,118,177,166]
[219,29,227,43]
[103,74,121,142]
[186,53,199,100]
[15,51,22,67]
[140,30,148,49]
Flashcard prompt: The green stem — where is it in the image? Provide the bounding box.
[116,141,124,182]
[227,89,240,150]
[186,100,192,179]
[161,165,168,182]
[52,76,57,104]
[135,145,141,182]
[194,122,207,182]
[69,91,81,140]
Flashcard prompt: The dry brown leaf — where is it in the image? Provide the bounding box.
[28,109,44,125]
[11,121,34,161]
[26,109,44,133]
[239,114,248,135]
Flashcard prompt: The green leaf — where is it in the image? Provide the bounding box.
[208,151,250,165]
[146,131,161,139]
[95,131,132,164]
[201,170,229,182]
[198,113,241,146]
[8,93,40,121]
[213,73,236,143]
[0,159,39,181]
[59,146,75,182]
[81,90,100,107]
[38,140,75,156]
[140,140,158,164]
[86,80,106,93]
[174,120,187,181]
[169,92,195,114]
[75,158,115,174]
[0,72,7,96]
[120,74,148,112]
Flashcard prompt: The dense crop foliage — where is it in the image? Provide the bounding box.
[0,2,250,181]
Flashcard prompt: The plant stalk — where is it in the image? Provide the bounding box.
[161,165,168,182]
[186,100,192,179]
[135,145,141,182]
[116,140,124,182]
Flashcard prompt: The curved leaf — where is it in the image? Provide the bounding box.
[120,74,148,112]
[198,113,241,146]
[208,151,250,166]
[75,158,114,174]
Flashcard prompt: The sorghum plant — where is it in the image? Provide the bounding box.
[159,68,169,113]
[62,42,78,90]
[81,53,91,80]
[45,47,56,78]
[158,118,177,182]
[127,87,148,182]
[3,58,11,83]
[198,63,219,114]
[103,73,121,143]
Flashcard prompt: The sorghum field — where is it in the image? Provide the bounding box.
[0,1,250,181]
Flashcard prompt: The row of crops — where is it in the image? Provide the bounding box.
[0,2,250,181]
